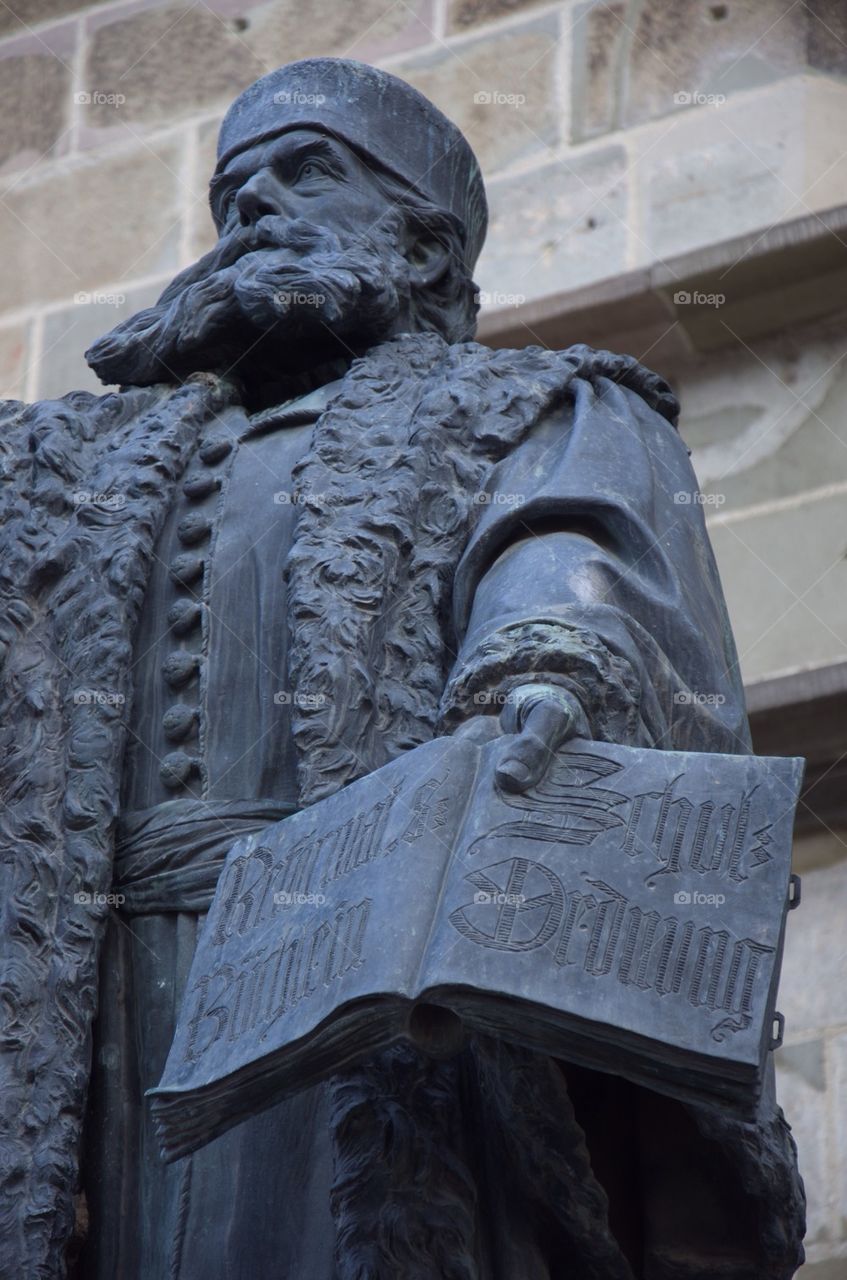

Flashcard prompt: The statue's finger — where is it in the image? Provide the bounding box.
[495,729,549,793]
[523,697,575,750]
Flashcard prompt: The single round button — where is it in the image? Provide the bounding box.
[169,553,204,587]
[162,651,199,689]
[160,751,198,790]
[162,704,199,742]
[182,473,220,500]
[177,513,212,546]
[199,437,233,465]
[167,599,202,636]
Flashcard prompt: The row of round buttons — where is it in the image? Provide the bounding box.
[159,435,233,790]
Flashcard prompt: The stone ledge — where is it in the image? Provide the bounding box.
[477,203,847,370]
[798,1243,847,1277]
[0,0,115,39]
[746,660,847,838]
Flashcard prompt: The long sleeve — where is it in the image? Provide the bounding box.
[441,373,751,755]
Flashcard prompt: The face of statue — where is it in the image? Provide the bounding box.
[212,128,407,247]
[86,128,455,404]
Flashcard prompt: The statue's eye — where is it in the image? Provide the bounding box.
[296,161,323,182]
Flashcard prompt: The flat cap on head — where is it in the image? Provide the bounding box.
[213,57,488,272]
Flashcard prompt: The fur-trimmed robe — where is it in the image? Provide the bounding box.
[0,334,804,1277]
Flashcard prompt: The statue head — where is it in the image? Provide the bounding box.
[86,59,488,404]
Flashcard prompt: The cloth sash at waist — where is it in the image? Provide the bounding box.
[114,797,298,915]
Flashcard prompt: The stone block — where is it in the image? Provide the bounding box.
[570,0,627,140]
[678,310,847,512]
[635,77,847,268]
[447,0,548,34]
[796,77,847,211]
[624,0,809,129]
[707,486,847,682]
[0,23,75,175]
[477,146,627,306]
[0,0,113,37]
[81,0,264,136]
[187,117,223,262]
[0,320,30,400]
[807,0,847,76]
[568,0,847,140]
[771,860,847,1038]
[636,85,789,265]
[81,0,436,138]
[395,14,561,176]
[36,278,164,399]
[775,1037,831,1246]
[796,1254,847,1278]
[0,138,183,312]
[237,0,437,64]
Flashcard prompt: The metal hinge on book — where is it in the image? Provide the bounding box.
[788,874,801,909]
[770,1012,786,1051]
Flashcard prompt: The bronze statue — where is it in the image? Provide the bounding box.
[0,58,805,1279]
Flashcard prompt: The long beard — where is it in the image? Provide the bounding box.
[85,215,413,398]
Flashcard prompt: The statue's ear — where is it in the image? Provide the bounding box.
[406,232,451,289]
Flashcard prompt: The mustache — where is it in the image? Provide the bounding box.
[85,216,408,387]
[154,216,350,306]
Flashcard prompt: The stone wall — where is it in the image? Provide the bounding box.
[779,825,847,1277]
[6,0,847,406]
[2,1,846,1273]
[681,307,847,686]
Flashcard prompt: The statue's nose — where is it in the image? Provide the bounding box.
[235,168,286,226]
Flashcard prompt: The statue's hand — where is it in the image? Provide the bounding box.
[494,683,591,794]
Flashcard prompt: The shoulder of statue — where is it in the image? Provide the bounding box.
[442,340,679,431]
[0,386,152,487]
[11,373,237,443]
[8,382,171,441]
[1,375,239,517]
[556,343,680,428]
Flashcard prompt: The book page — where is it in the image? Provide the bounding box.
[156,734,479,1098]
[421,737,803,1075]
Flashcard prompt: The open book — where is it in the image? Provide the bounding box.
[150,734,804,1161]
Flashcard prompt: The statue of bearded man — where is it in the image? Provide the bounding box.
[0,58,805,1280]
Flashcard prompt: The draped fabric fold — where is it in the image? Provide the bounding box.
[114,799,297,914]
